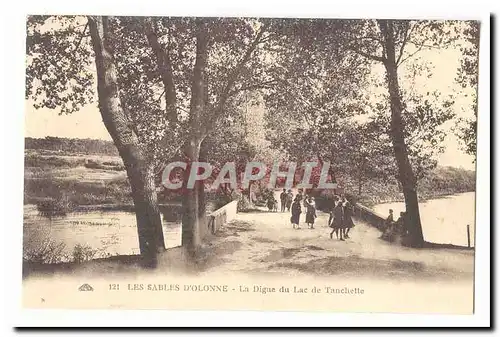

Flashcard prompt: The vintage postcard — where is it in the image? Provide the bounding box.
[20,10,486,322]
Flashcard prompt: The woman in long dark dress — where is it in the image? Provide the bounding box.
[342,199,355,238]
[290,197,302,229]
[305,196,317,229]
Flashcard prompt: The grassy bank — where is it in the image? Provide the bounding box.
[313,166,476,209]
[350,166,476,207]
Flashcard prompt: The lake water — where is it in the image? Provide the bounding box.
[23,206,182,262]
[372,192,476,247]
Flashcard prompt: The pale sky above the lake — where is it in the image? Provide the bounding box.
[24,19,478,171]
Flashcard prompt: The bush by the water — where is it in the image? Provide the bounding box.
[23,238,68,264]
[209,190,239,210]
[418,166,476,196]
[72,243,99,263]
[255,187,274,206]
[23,240,102,264]
[36,196,74,217]
[237,195,253,212]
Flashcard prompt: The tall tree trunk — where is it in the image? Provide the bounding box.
[88,16,165,266]
[379,20,424,247]
[357,157,366,196]
[198,142,208,229]
[181,19,209,257]
[247,180,253,203]
[182,140,203,256]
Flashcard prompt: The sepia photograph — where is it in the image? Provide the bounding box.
[15,3,490,324]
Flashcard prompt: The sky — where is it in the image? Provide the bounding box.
[24,19,478,171]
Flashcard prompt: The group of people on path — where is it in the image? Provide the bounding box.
[266,189,415,244]
[327,196,355,241]
[288,189,317,229]
[267,189,294,212]
[269,189,356,240]
[279,189,295,212]
[269,189,318,229]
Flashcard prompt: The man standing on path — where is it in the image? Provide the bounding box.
[280,188,287,212]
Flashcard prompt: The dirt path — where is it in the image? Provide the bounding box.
[199,208,474,281]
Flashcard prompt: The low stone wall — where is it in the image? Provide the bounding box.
[353,203,387,231]
[201,200,238,240]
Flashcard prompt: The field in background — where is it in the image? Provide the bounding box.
[24,148,131,206]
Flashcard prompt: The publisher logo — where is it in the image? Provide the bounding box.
[78,283,94,291]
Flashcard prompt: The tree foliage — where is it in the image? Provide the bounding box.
[455,21,480,158]
[26,16,94,113]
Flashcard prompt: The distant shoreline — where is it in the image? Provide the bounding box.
[372,190,476,207]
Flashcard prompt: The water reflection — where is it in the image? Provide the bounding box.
[23,205,182,262]
[372,192,476,247]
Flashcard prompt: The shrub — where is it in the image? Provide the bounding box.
[72,244,99,263]
[255,187,274,204]
[212,193,233,210]
[36,195,74,217]
[237,195,252,212]
[23,238,68,264]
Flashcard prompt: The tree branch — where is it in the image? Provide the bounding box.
[73,22,89,53]
[397,41,427,66]
[203,23,269,133]
[157,89,166,102]
[220,23,268,101]
[396,23,413,66]
[143,17,178,125]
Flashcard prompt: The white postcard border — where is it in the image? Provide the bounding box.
[2,0,492,329]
